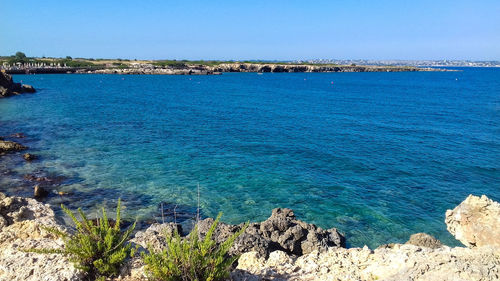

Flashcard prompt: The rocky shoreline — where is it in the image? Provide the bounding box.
[3,62,449,75]
[0,192,498,280]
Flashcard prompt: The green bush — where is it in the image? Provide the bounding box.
[7,51,29,64]
[143,213,247,281]
[31,199,136,280]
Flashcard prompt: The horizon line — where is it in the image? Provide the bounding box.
[1,54,499,63]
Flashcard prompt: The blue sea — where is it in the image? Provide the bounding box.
[1,68,499,248]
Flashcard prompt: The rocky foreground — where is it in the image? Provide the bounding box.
[0,193,498,281]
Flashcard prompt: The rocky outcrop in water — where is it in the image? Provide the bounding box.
[23,153,37,161]
[0,139,27,153]
[0,71,36,98]
[445,194,500,248]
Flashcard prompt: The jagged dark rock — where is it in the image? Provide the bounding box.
[21,84,36,93]
[33,185,49,198]
[156,201,199,225]
[196,208,345,257]
[0,71,36,98]
[23,173,64,184]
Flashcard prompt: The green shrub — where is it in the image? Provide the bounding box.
[143,213,247,281]
[30,199,136,281]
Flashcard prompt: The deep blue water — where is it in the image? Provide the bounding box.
[1,68,499,248]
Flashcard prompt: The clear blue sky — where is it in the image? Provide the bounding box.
[2,0,499,60]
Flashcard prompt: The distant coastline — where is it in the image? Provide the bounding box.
[2,62,449,75]
[1,54,453,75]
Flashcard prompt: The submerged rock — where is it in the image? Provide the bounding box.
[33,184,49,198]
[10,132,26,138]
[23,173,65,184]
[156,201,199,224]
[23,153,37,161]
[405,232,443,249]
[445,194,500,248]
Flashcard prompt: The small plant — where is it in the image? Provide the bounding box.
[30,199,136,281]
[143,213,247,281]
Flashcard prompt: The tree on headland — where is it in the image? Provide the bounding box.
[15,52,27,60]
[8,51,28,64]
[66,56,72,60]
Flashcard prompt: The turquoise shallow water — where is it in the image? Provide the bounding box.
[1,68,499,248]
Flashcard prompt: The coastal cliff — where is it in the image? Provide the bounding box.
[75,63,445,75]
[0,193,498,281]
[209,63,434,73]
[3,62,446,75]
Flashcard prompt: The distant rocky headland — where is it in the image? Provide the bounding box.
[1,63,446,75]
[0,71,35,97]
[1,55,450,75]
